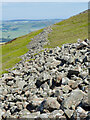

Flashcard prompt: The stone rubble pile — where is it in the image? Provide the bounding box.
[0,27,90,120]
[20,26,52,61]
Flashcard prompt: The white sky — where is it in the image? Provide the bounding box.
[0,0,89,21]
[1,0,89,2]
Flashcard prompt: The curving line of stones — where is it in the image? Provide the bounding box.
[0,27,90,120]
[20,26,52,62]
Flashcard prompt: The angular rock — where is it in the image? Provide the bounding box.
[6,81,14,86]
[38,97,60,112]
[64,109,74,118]
[67,70,79,79]
[62,77,69,85]
[77,41,88,50]
[16,102,23,111]
[70,80,83,89]
[54,89,63,97]
[22,112,40,118]
[77,106,87,115]
[62,89,86,109]
[74,106,88,119]
[68,80,76,88]
[49,110,64,118]
[31,97,44,107]
[12,70,21,76]
[37,113,50,118]
[2,111,11,119]
[35,72,51,88]
[19,108,30,116]
[61,85,72,93]
[41,82,50,92]
[81,95,90,111]
[17,80,27,89]
[0,109,5,120]
[10,106,18,114]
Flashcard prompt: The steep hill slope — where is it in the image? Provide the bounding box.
[0,10,88,75]
[45,10,88,48]
[0,29,43,75]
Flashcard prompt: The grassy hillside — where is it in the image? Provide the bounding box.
[44,11,88,48]
[0,29,43,75]
[0,10,88,76]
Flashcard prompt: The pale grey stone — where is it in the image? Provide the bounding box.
[0,109,5,119]
[64,109,74,118]
[17,80,27,89]
[62,77,69,85]
[61,85,72,93]
[49,110,64,118]
[62,89,86,109]
[38,97,60,112]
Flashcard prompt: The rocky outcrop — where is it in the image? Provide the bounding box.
[0,27,90,119]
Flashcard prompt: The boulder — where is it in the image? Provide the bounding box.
[30,97,44,107]
[35,72,51,88]
[62,77,69,85]
[67,70,79,79]
[81,95,90,111]
[6,81,14,86]
[41,82,50,92]
[77,41,88,50]
[17,80,27,90]
[49,110,64,118]
[10,106,18,114]
[62,89,86,109]
[38,97,60,112]
[12,70,21,76]
[37,113,50,118]
[22,112,40,118]
[61,85,72,93]
[0,109,5,120]
[64,109,74,118]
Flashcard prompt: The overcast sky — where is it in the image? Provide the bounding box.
[1,2,88,20]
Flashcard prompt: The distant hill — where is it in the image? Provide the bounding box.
[3,19,62,22]
[1,19,62,43]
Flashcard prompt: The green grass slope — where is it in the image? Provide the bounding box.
[0,10,88,76]
[44,10,88,48]
[0,29,43,75]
